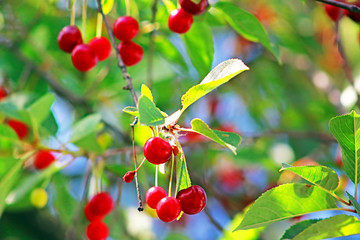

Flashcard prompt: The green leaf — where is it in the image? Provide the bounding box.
[181,59,249,112]
[0,123,19,143]
[329,111,360,185]
[292,215,360,240]
[280,164,339,191]
[101,0,114,15]
[190,118,241,154]
[141,84,153,102]
[214,2,279,60]
[138,95,165,126]
[235,183,337,230]
[176,154,191,193]
[281,219,320,240]
[347,192,360,218]
[122,106,139,117]
[182,21,214,78]
[70,113,102,143]
[26,93,55,126]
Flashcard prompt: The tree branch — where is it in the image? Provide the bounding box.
[314,0,360,13]
[95,0,138,106]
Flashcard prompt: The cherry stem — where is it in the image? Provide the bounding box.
[134,157,146,172]
[125,0,131,16]
[82,0,87,39]
[147,0,158,87]
[168,154,175,197]
[70,0,76,26]
[96,13,102,38]
[155,165,159,187]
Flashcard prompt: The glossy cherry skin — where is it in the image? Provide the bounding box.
[176,185,207,215]
[113,16,139,41]
[324,3,347,21]
[168,8,193,34]
[0,87,7,101]
[71,44,98,72]
[143,137,172,165]
[179,0,208,15]
[117,41,143,66]
[57,25,83,53]
[86,221,109,240]
[89,37,112,61]
[156,196,181,222]
[123,171,135,183]
[146,186,167,209]
[7,119,29,139]
[34,150,56,170]
[86,192,114,219]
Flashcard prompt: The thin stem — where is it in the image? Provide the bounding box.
[178,143,190,187]
[155,165,159,187]
[70,0,76,26]
[147,0,158,87]
[135,157,146,172]
[204,207,224,232]
[125,0,131,16]
[314,0,360,13]
[95,0,138,106]
[168,154,175,197]
[96,13,103,38]
[337,207,357,213]
[82,0,87,38]
[332,192,351,206]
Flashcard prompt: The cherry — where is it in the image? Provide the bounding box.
[156,196,181,222]
[113,16,139,41]
[34,150,56,170]
[117,41,144,66]
[7,119,29,139]
[86,192,114,218]
[324,2,347,21]
[57,25,83,53]
[176,185,206,215]
[86,221,109,240]
[146,186,167,209]
[0,87,7,101]
[89,37,112,61]
[71,44,98,72]
[346,1,360,22]
[84,203,104,222]
[168,8,193,34]
[123,171,135,183]
[179,0,209,15]
[143,137,172,165]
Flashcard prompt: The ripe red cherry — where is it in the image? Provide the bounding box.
[143,137,172,165]
[57,25,83,53]
[34,150,56,170]
[179,0,208,15]
[86,221,109,240]
[156,196,181,222]
[89,37,112,61]
[118,41,143,66]
[7,119,29,139]
[347,0,360,22]
[146,186,167,209]
[123,171,135,183]
[168,8,193,34]
[324,4,342,21]
[0,87,7,101]
[71,44,98,72]
[176,185,207,215]
[84,203,104,222]
[87,192,114,218]
[113,16,139,41]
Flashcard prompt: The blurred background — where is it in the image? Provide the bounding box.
[0,0,359,239]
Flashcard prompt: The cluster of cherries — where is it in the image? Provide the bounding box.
[84,192,114,240]
[124,137,207,222]
[113,16,144,66]
[57,25,112,72]
[324,0,360,23]
[168,0,208,34]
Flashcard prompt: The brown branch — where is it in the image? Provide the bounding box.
[95,0,138,106]
[203,206,224,232]
[314,0,360,13]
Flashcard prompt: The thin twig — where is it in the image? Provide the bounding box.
[95,0,138,106]
[314,0,360,13]
[147,0,159,87]
[204,206,224,232]
[131,117,143,211]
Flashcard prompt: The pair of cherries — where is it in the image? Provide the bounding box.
[146,185,207,222]
[57,25,111,72]
[168,0,208,34]
[113,16,144,66]
[84,192,114,240]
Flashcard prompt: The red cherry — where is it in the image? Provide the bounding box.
[71,44,98,72]
[34,150,56,170]
[57,25,83,53]
[0,87,7,101]
[168,8,193,34]
[113,16,139,41]
[179,0,208,15]
[146,186,167,209]
[156,196,181,222]
[176,185,206,215]
[87,192,114,218]
[86,221,109,240]
[89,37,112,61]
[7,119,29,139]
[143,137,172,165]
[84,203,104,222]
[123,171,135,183]
[117,41,143,66]
[346,1,360,22]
